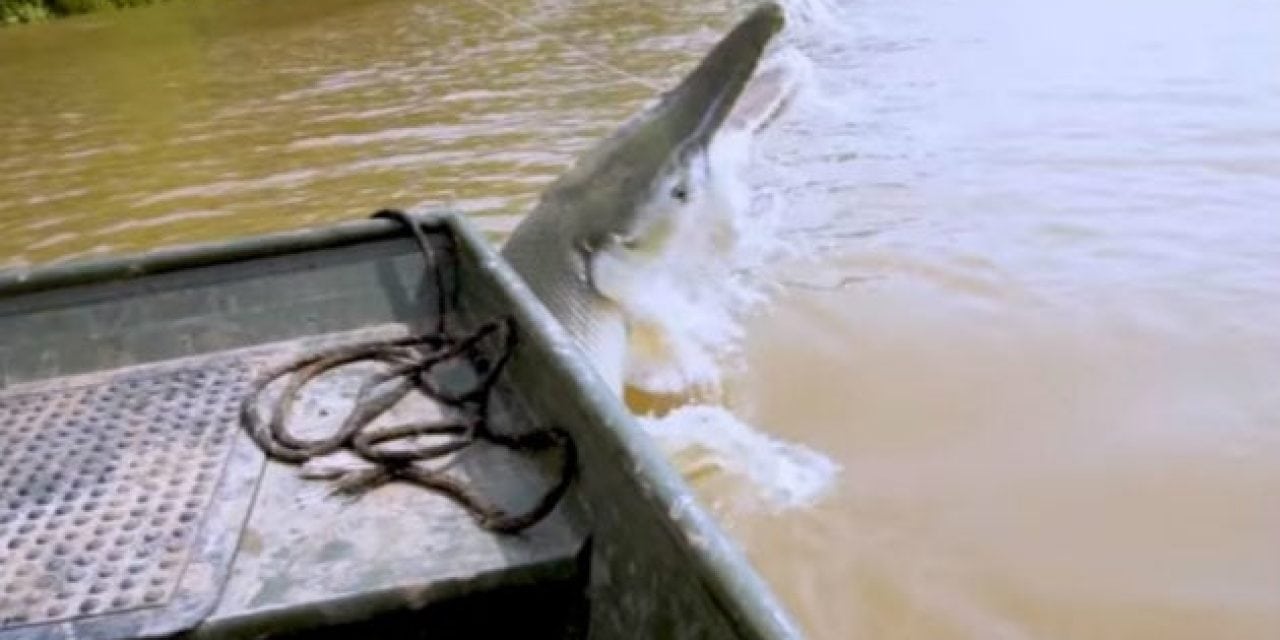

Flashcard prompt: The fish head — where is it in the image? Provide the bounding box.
[501,2,785,390]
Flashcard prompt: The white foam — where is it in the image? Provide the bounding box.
[610,129,773,393]
[771,0,858,43]
[615,45,824,395]
[614,32,842,510]
[641,405,840,511]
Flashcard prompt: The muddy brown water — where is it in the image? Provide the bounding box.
[1,0,1277,637]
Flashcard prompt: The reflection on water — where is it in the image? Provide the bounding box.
[0,0,714,263]
[2,0,1278,638]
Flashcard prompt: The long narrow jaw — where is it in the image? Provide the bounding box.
[634,2,786,165]
[545,2,786,229]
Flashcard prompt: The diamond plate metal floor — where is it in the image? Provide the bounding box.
[0,360,264,639]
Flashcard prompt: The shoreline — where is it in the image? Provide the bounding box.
[1,0,165,25]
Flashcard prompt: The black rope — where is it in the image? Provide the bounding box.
[239,210,575,534]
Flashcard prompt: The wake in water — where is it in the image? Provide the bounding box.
[641,405,840,510]
[619,3,850,511]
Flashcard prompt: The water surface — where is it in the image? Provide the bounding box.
[2,0,1277,637]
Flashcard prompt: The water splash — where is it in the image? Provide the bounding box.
[612,17,843,510]
[619,42,823,394]
[641,405,840,510]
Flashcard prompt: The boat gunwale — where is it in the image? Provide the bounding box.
[0,215,449,298]
[448,216,803,640]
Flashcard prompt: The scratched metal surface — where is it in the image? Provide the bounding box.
[195,324,583,638]
[451,218,803,639]
[0,217,590,638]
[0,213,800,639]
[0,359,262,640]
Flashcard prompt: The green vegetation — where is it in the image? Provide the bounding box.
[2,0,162,25]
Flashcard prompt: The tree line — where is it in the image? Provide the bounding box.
[2,0,161,25]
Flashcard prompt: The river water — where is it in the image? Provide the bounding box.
[2,0,1277,637]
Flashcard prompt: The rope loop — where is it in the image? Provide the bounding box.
[239,210,575,533]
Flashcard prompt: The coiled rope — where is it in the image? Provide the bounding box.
[240,210,575,534]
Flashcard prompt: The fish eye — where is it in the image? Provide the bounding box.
[670,184,689,203]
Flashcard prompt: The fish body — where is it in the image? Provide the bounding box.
[501,3,790,391]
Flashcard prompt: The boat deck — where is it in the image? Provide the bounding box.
[0,225,586,638]
[0,213,802,640]
[201,326,586,637]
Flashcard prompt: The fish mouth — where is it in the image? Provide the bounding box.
[659,2,786,157]
[577,2,786,291]
[536,2,786,222]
